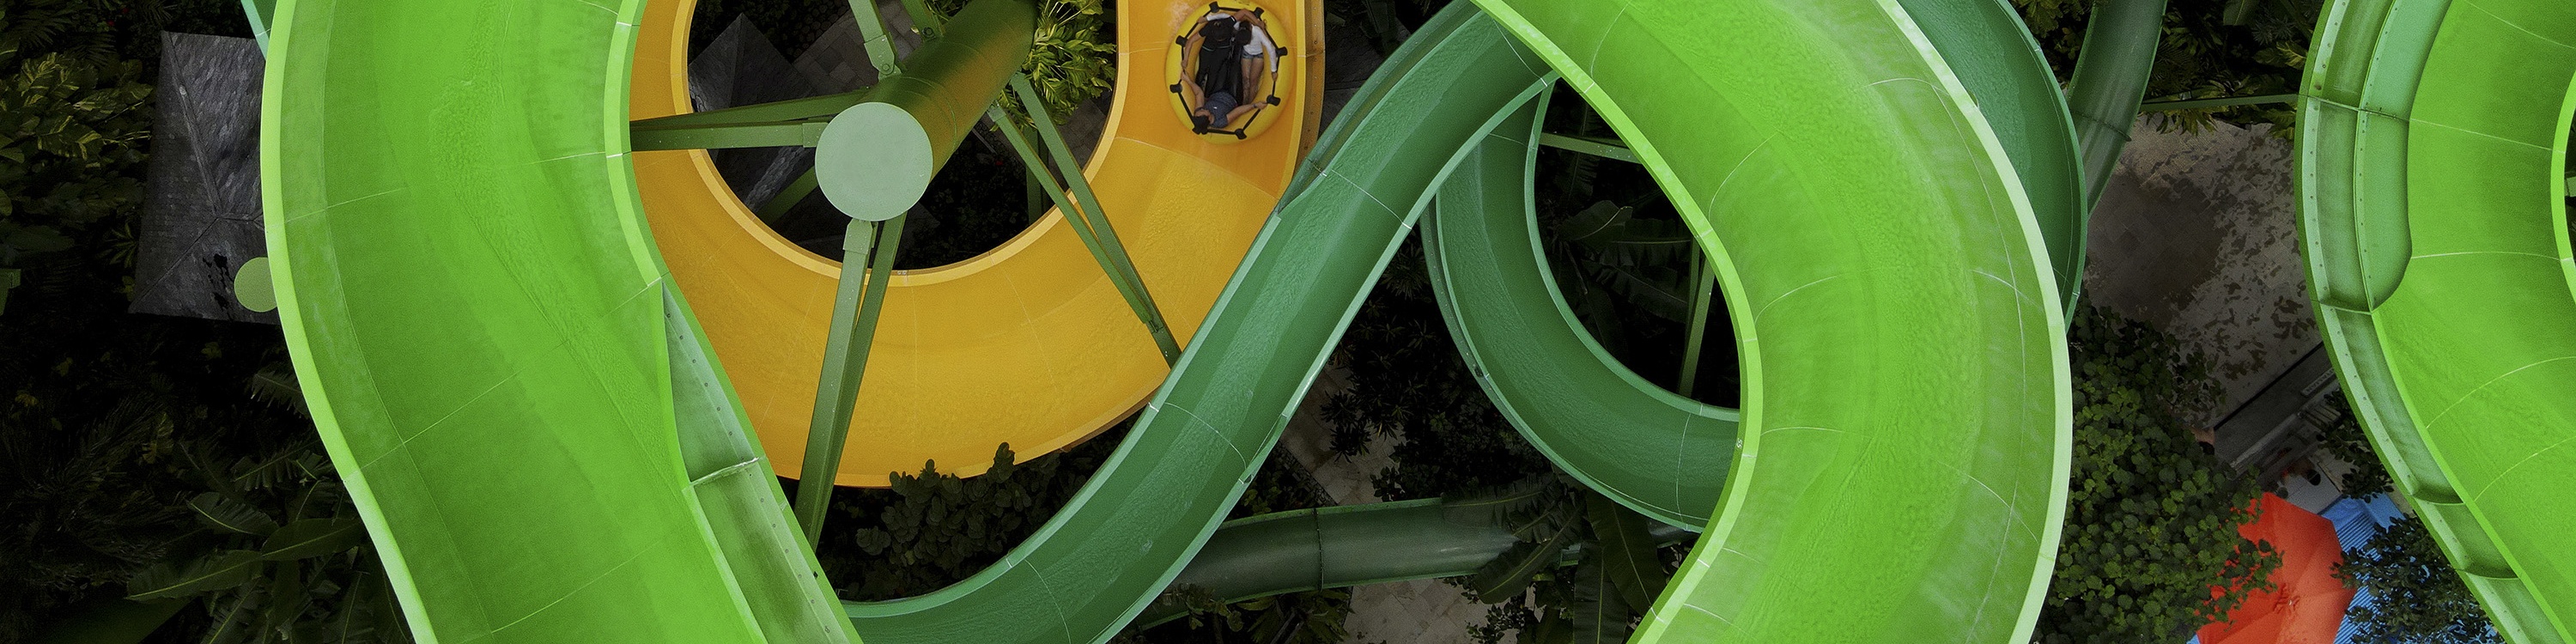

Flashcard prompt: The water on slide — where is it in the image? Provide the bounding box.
[2298,0,2576,641]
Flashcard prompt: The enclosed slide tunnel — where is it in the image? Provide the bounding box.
[258,0,2095,641]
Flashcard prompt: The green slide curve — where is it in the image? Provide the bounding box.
[1421,0,2081,530]
[262,0,859,641]
[268,0,2069,642]
[2297,0,2576,641]
[832,9,1556,643]
[1457,0,2071,641]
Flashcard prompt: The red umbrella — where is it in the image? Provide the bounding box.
[2197,493,2355,644]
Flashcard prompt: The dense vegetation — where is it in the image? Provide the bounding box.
[2033,308,2276,643]
[2313,394,2506,643]
[0,1,416,641]
[2014,0,2323,131]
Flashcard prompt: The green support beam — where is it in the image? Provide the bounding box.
[1676,250,1716,398]
[761,170,823,224]
[241,0,277,50]
[1007,74,1182,363]
[790,0,1035,536]
[2140,93,2296,112]
[984,92,1182,363]
[816,0,1036,222]
[631,90,876,131]
[630,119,831,151]
[792,214,908,542]
[899,0,946,33]
[1538,132,1640,164]
[848,0,905,79]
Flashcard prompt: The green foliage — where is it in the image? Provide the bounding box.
[2312,392,2503,641]
[2308,390,2391,496]
[1,51,151,273]
[922,0,1115,123]
[1020,0,1115,122]
[2337,515,2504,644]
[1526,86,1736,406]
[815,440,1114,600]
[1318,240,1555,494]
[1,34,401,629]
[2012,0,2324,132]
[2033,307,2280,643]
[1135,585,1356,644]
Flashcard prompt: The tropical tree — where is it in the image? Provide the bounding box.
[2312,392,2505,643]
[2033,307,2281,643]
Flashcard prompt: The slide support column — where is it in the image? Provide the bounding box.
[1677,250,1716,398]
[793,215,908,542]
[993,73,1184,364]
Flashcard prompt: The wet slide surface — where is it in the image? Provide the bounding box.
[1422,0,2079,531]
[1461,0,2072,641]
[629,0,1321,486]
[263,0,852,641]
[2299,0,2576,641]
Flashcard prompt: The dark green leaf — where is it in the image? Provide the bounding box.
[257,560,308,639]
[263,518,368,561]
[200,588,259,644]
[1469,521,1575,604]
[1565,563,1633,644]
[1584,494,1668,609]
[189,492,278,536]
[128,550,266,600]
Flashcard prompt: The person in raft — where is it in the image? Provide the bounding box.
[1182,9,1276,132]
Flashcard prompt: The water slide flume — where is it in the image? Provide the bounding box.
[267,0,2070,641]
[1423,0,2082,531]
[2297,0,2576,641]
[262,0,855,639]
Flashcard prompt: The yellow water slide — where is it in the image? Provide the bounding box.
[629,0,1321,485]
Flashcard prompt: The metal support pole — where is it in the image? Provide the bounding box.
[630,119,831,151]
[762,170,823,224]
[1026,167,1048,222]
[2139,94,2297,112]
[899,0,947,34]
[848,0,906,79]
[792,214,908,542]
[984,100,1183,363]
[1001,74,1184,363]
[241,0,277,50]
[631,89,876,131]
[1539,132,1641,164]
[1676,250,1716,398]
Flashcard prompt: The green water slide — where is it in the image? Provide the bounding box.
[1421,0,2080,529]
[267,0,2068,641]
[831,9,1554,642]
[1452,0,2070,641]
[2298,0,2576,641]
[262,0,857,641]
